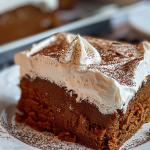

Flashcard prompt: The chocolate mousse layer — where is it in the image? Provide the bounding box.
[16,75,150,150]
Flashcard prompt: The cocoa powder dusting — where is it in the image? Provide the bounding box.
[1,117,150,150]
[0,117,91,150]
[29,33,145,87]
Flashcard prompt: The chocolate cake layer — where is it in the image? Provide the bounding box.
[16,75,150,150]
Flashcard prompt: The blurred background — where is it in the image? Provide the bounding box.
[0,0,150,71]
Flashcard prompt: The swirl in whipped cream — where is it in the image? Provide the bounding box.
[59,35,101,71]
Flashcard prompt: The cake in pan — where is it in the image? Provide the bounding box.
[15,32,150,150]
[0,0,59,45]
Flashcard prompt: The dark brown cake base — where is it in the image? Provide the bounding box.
[16,75,150,150]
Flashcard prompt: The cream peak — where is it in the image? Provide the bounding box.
[59,35,101,67]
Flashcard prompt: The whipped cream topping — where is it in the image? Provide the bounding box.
[26,36,57,57]
[134,41,150,91]
[59,35,101,69]
[0,0,58,14]
[15,33,150,114]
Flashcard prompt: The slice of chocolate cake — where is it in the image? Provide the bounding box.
[15,33,150,150]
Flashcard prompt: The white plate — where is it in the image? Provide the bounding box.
[0,65,150,150]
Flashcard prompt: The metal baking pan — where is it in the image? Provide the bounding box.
[0,1,149,65]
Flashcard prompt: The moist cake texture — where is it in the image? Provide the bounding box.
[15,33,150,149]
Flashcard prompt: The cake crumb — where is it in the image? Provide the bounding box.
[76,98,81,103]
[146,75,150,78]
[69,105,74,110]
[128,54,134,57]
[57,108,61,112]
[58,131,76,142]
[148,128,150,135]
[142,82,149,87]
